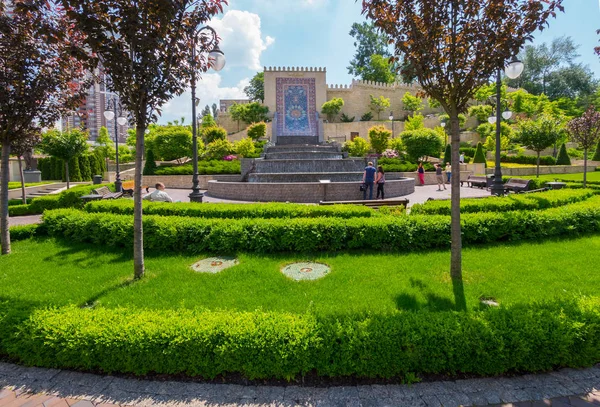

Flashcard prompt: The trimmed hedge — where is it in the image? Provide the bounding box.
[8,184,114,217]
[410,189,595,216]
[8,224,44,241]
[1,299,599,379]
[42,196,600,253]
[84,200,380,219]
[500,154,556,166]
[154,160,241,175]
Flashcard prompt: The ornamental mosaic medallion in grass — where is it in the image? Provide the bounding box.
[281,262,331,281]
[191,257,239,274]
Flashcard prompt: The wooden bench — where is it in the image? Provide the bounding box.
[80,186,122,202]
[463,175,488,189]
[504,178,532,193]
[121,180,150,197]
[320,198,409,210]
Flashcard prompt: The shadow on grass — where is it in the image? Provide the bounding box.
[395,278,456,312]
[79,278,137,308]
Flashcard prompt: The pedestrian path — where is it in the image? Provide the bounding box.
[0,362,599,406]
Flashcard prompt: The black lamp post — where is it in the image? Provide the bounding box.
[189,25,226,203]
[103,96,127,193]
[490,57,524,196]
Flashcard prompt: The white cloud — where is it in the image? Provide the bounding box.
[158,74,249,124]
[210,10,274,71]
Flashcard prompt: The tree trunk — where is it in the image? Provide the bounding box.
[1,138,11,255]
[133,124,145,279]
[536,152,540,178]
[583,148,588,188]
[65,161,70,189]
[18,156,26,204]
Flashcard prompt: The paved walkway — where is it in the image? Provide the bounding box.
[0,362,599,406]
[8,215,42,227]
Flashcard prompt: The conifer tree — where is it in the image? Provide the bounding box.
[556,143,571,165]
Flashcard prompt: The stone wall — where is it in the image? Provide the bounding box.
[139,174,241,190]
[207,178,415,203]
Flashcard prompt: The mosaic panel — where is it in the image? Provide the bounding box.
[276,78,317,137]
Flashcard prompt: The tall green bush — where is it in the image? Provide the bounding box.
[556,143,572,165]
[204,139,233,161]
[203,127,228,144]
[368,125,391,154]
[67,157,82,182]
[143,149,158,175]
[473,142,487,166]
[442,144,451,166]
[343,137,370,157]
[321,98,344,122]
[593,142,600,162]
[233,138,256,158]
[404,113,424,131]
[247,122,267,140]
[79,155,92,181]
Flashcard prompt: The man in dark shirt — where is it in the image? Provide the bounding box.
[363,161,377,200]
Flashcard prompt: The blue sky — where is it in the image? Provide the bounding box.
[160,0,600,124]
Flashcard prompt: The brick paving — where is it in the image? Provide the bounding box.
[1,362,599,406]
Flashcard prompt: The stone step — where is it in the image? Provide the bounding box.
[264,152,344,160]
[265,144,340,153]
[253,158,366,174]
[276,136,319,145]
[248,172,363,183]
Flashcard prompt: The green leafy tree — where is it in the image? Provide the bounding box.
[440,113,466,129]
[0,1,90,255]
[473,142,487,166]
[428,98,441,109]
[363,0,563,284]
[402,92,423,114]
[518,116,561,177]
[95,126,116,160]
[244,72,264,102]
[401,128,443,162]
[241,102,269,124]
[368,125,392,154]
[369,95,391,120]
[361,54,396,84]
[405,113,424,131]
[39,129,88,189]
[321,98,345,122]
[247,122,267,140]
[201,105,212,118]
[143,148,157,175]
[153,126,192,163]
[468,105,494,124]
[567,106,600,187]
[556,143,571,165]
[347,22,391,79]
[211,103,219,119]
[229,103,245,132]
[62,0,227,279]
[477,122,513,141]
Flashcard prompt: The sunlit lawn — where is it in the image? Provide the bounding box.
[2,235,599,315]
[521,171,600,183]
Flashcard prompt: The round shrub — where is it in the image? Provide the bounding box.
[247,122,267,140]
[233,138,256,158]
[400,128,443,162]
[204,139,233,161]
[202,126,227,144]
[343,137,370,157]
[368,125,391,154]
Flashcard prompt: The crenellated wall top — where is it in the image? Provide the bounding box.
[264,66,326,72]
[326,79,421,91]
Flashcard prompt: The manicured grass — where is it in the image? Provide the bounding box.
[522,172,600,183]
[7,182,52,190]
[486,161,542,168]
[2,235,599,315]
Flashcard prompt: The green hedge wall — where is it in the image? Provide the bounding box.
[410,189,595,216]
[38,154,105,181]
[84,200,380,219]
[500,154,556,166]
[1,299,599,379]
[42,196,600,253]
[154,160,241,175]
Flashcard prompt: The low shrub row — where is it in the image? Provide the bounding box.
[500,154,556,166]
[43,196,600,253]
[410,189,595,216]
[377,158,436,173]
[8,224,44,241]
[84,200,380,219]
[1,299,598,379]
[154,160,241,176]
[8,184,114,217]
[8,199,32,206]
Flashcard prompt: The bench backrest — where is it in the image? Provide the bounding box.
[506,178,531,186]
[122,180,134,189]
[93,186,111,196]
[468,175,487,181]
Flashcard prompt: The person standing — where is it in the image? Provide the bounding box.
[376,165,385,200]
[417,162,425,186]
[435,164,447,191]
[363,161,377,200]
[445,162,452,184]
[459,153,465,164]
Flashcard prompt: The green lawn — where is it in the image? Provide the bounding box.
[2,235,599,315]
[522,171,600,183]
[7,182,53,190]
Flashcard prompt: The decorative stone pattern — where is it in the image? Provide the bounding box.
[191,257,239,274]
[276,78,317,137]
[281,262,331,281]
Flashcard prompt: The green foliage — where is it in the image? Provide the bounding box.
[153,160,240,175]
[360,112,374,121]
[402,92,423,113]
[201,114,216,129]
[343,136,370,157]
[244,72,264,102]
[247,122,267,140]
[39,129,89,185]
[367,125,391,154]
[79,155,91,181]
[473,142,487,165]
[67,157,82,182]
[369,95,391,120]
[556,144,572,165]
[321,98,345,122]
[404,113,424,131]
[500,154,556,166]
[229,102,269,125]
[202,126,227,144]
[401,128,443,162]
[152,125,192,162]
[8,224,44,241]
[411,188,594,215]
[468,105,493,124]
[94,126,115,160]
[518,116,561,154]
[85,200,378,219]
[594,142,600,162]
[378,158,435,173]
[233,138,256,158]
[428,98,441,109]
[442,144,451,165]
[143,149,157,175]
[203,139,233,161]
[476,122,513,141]
[361,54,396,84]
[347,22,392,79]
[440,113,466,128]
[340,113,355,123]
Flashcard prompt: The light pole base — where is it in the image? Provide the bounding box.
[490,181,504,196]
[114,179,122,193]
[189,191,204,203]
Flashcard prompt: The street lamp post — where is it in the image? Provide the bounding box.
[189,26,226,203]
[490,57,524,196]
[103,97,127,193]
[389,112,394,138]
[441,121,447,146]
